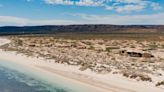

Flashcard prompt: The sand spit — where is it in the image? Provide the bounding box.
[0,37,164,92]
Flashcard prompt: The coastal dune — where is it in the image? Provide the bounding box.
[0,38,164,92]
[0,49,131,92]
[0,38,122,92]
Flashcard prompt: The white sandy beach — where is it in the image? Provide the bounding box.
[0,38,164,92]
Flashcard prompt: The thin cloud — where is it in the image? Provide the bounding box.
[43,0,162,12]
[74,13,164,25]
[0,16,75,26]
[0,13,164,26]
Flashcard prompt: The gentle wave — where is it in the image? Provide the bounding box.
[0,66,69,92]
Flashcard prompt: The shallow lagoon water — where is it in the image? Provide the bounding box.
[0,65,68,92]
[0,59,96,92]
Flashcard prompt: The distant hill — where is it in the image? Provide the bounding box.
[0,25,164,35]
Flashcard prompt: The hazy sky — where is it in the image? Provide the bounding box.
[0,0,164,26]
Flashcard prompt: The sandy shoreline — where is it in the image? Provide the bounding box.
[0,38,121,92]
[0,49,132,92]
[0,38,164,92]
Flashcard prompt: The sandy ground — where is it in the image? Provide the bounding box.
[0,38,164,92]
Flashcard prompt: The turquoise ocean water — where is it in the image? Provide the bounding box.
[0,59,96,92]
[0,65,69,92]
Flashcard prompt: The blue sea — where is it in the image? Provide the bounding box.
[0,65,69,92]
[0,59,96,92]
